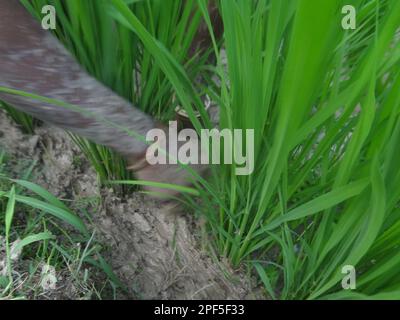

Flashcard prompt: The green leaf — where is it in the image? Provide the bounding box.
[13,232,55,253]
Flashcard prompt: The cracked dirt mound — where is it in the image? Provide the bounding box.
[0,110,260,299]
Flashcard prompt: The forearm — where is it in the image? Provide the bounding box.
[0,1,154,158]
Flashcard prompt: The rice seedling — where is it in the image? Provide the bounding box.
[0,150,124,299]
[0,101,36,134]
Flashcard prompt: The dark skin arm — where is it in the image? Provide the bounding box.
[0,0,153,163]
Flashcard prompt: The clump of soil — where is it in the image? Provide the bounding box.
[0,110,261,299]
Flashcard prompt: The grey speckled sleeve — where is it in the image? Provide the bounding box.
[0,1,155,158]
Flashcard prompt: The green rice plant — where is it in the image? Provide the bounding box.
[20,0,214,187]
[0,101,36,134]
[107,0,400,299]
[198,0,400,299]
